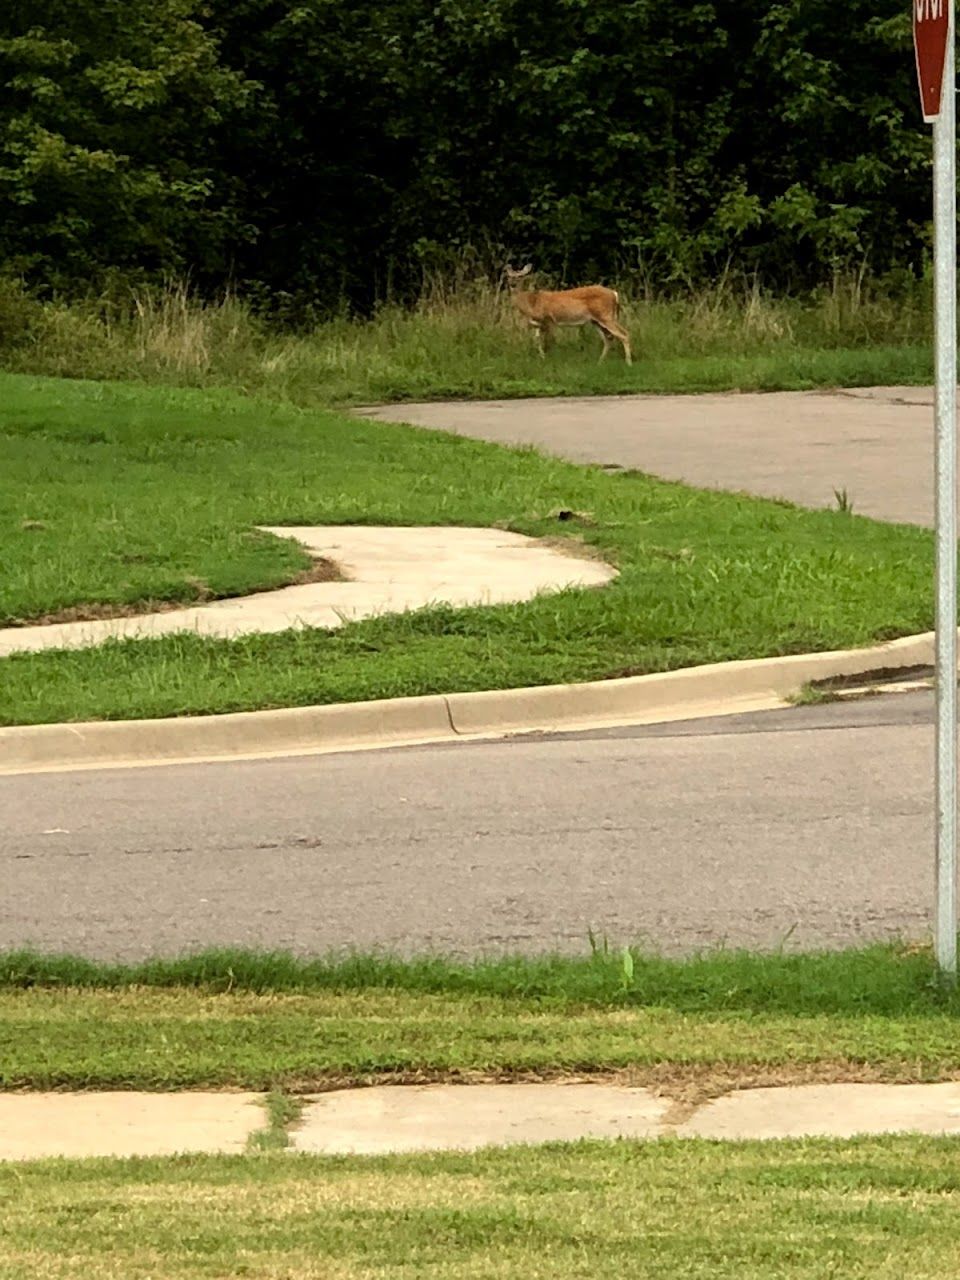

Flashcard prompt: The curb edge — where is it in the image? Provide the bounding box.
[0,630,937,776]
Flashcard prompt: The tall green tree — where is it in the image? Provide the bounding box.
[0,0,255,288]
[0,0,935,306]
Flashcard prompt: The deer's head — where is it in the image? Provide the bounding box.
[504,263,534,290]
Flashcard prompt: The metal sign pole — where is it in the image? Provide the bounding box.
[933,5,958,980]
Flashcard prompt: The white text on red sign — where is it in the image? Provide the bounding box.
[917,0,946,21]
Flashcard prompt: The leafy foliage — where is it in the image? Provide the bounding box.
[0,0,934,308]
[0,0,254,289]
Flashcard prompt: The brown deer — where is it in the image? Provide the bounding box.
[504,264,632,364]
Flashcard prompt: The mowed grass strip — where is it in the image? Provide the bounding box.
[5,987,960,1093]
[2,946,959,1092]
[0,372,934,725]
[3,1140,960,1279]
[3,943,953,1015]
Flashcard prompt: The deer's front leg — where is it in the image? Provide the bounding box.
[537,319,557,357]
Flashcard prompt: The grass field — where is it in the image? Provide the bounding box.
[0,371,935,725]
[0,276,935,406]
[3,1139,960,1279]
[2,946,958,1093]
[6,987,960,1093]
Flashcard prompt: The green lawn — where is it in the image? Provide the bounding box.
[3,946,959,1092]
[3,1139,960,1279]
[6,987,960,1093]
[0,372,935,725]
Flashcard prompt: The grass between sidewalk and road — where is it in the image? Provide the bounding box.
[3,945,960,1096]
[4,1139,960,1279]
[0,371,934,725]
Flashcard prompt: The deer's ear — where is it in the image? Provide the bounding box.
[521,263,533,275]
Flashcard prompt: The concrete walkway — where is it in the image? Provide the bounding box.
[359,386,941,526]
[5,1083,960,1160]
[0,526,614,657]
[0,1091,264,1160]
[293,1082,960,1152]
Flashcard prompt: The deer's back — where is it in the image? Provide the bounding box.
[514,285,619,322]
[537,286,618,307]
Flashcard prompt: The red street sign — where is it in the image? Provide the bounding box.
[915,0,951,122]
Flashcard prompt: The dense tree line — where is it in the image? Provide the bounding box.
[0,0,933,312]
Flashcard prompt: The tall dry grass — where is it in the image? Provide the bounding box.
[0,271,934,406]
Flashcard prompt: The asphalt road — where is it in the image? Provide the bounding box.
[360,386,942,525]
[1,693,936,960]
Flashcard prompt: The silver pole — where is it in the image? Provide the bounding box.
[934,5,958,980]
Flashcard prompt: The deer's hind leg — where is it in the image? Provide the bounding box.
[593,321,614,362]
[596,318,632,365]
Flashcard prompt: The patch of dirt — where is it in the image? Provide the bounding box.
[809,663,933,693]
[288,557,345,587]
[600,664,655,680]
[5,557,344,628]
[485,519,612,567]
[535,533,615,568]
[277,1061,960,1108]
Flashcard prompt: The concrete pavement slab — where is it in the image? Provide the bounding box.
[6,1081,960,1160]
[678,1082,960,1140]
[292,1080,960,1155]
[0,525,615,657]
[293,1084,670,1154]
[0,1092,265,1161]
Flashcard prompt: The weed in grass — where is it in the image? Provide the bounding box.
[247,1092,304,1153]
[619,947,635,993]
[834,486,855,514]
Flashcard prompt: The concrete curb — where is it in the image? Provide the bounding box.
[0,629,938,776]
[444,630,935,736]
[0,694,455,776]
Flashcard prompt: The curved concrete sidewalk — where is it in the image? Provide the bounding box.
[5,1082,960,1160]
[0,525,614,657]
